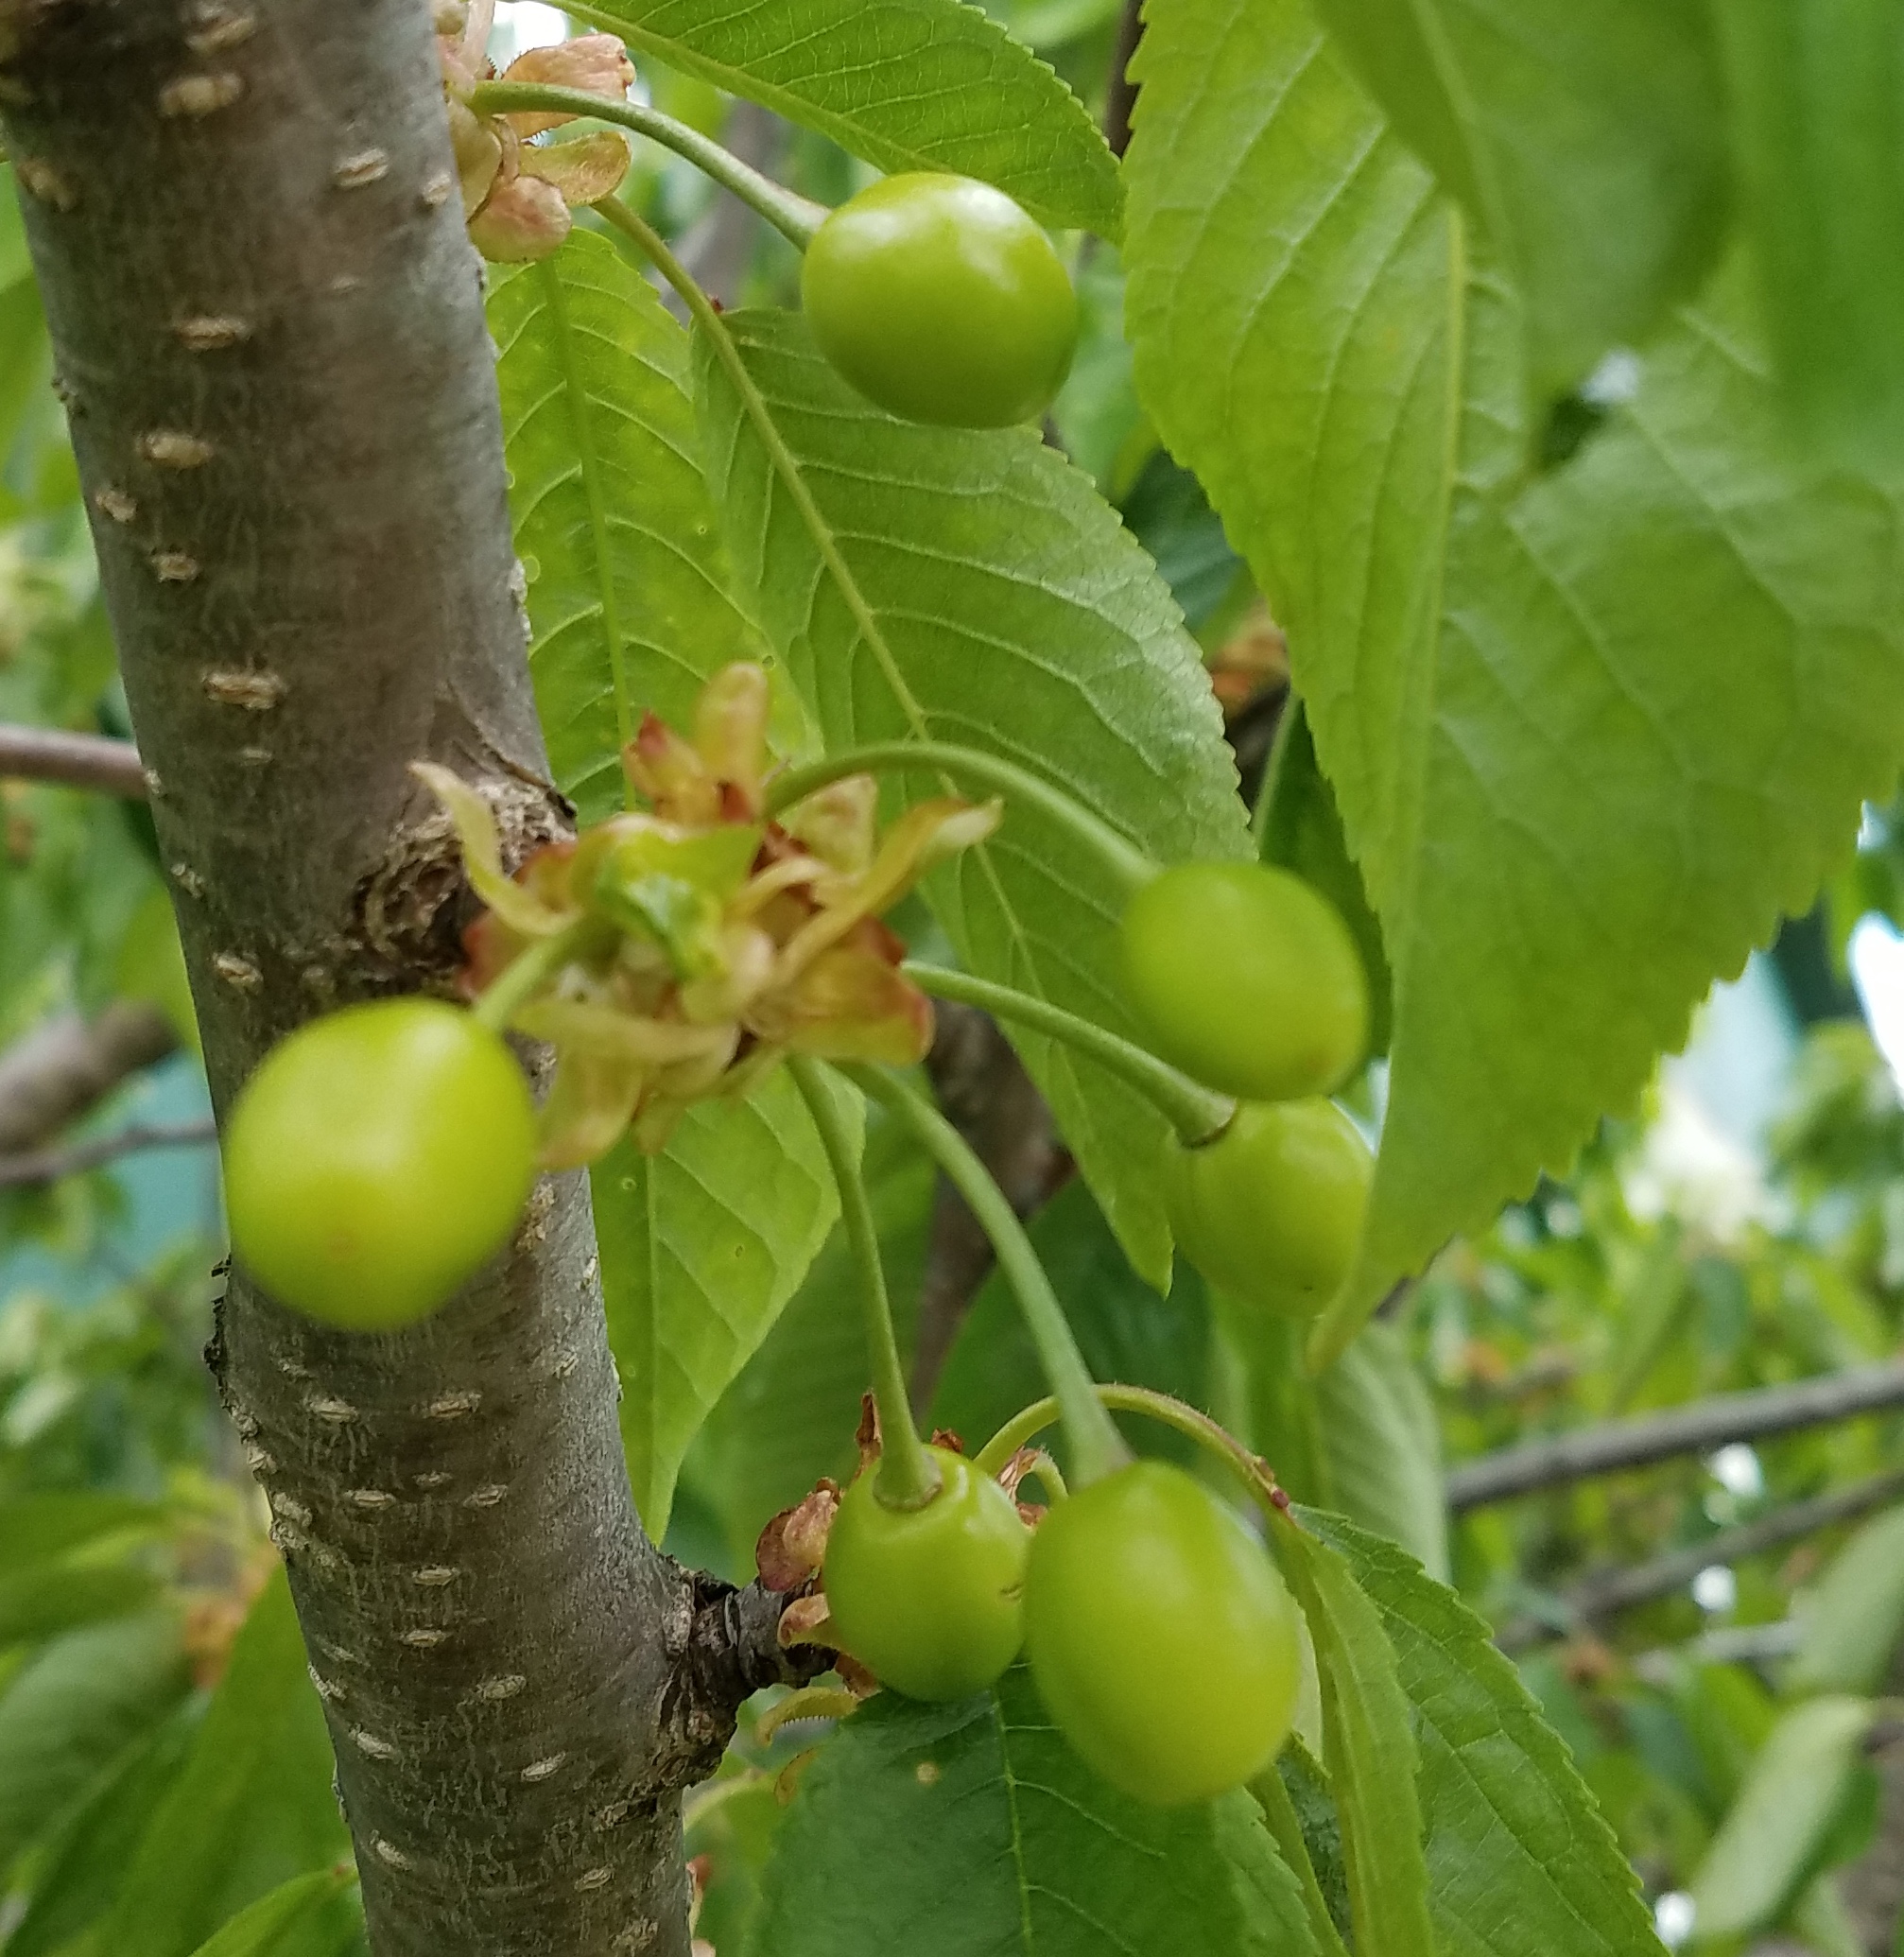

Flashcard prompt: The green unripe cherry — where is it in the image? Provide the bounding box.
[1119,861,1369,1102]
[801,172,1078,429]
[822,1445,1030,1701]
[1024,1460,1301,1805]
[223,999,538,1332]
[1165,1098,1372,1318]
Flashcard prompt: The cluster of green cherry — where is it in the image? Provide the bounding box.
[217,85,1379,1807]
[219,652,1373,1808]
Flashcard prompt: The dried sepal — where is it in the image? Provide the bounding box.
[536,1048,647,1170]
[518,129,631,207]
[499,33,635,134]
[779,773,877,875]
[467,171,571,263]
[755,1480,840,1591]
[447,98,502,216]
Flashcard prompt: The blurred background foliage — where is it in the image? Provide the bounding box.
[5,5,1904,1953]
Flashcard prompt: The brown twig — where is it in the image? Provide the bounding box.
[1101,0,1145,159]
[1496,1467,1904,1653]
[1449,1361,1904,1510]
[0,1117,217,1188]
[0,722,147,797]
[0,1002,178,1155]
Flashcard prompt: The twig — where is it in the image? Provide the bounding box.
[1101,0,1145,159]
[0,1002,178,1154]
[1448,1361,1904,1511]
[0,1118,218,1188]
[0,723,147,797]
[1497,1468,1904,1654]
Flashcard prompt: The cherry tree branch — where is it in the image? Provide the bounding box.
[0,1117,216,1188]
[1497,1466,1904,1653]
[0,1001,177,1154]
[0,721,147,795]
[1448,1361,1904,1511]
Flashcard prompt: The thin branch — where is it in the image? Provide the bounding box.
[0,723,147,797]
[1101,0,1145,159]
[0,1117,217,1189]
[1447,1361,1904,1511]
[1496,1467,1904,1654]
[0,1003,178,1154]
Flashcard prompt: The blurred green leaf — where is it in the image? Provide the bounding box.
[1255,701,1391,1055]
[182,1867,362,1957]
[747,1663,1321,1954]
[491,230,767,825]
[697,307,1252,1288]
[566,0,1121,235]
[1306,0,1727,397]
[0,1562,162,1644]
[596,1068,855,1536]
[101,1571,350,1957]
[0,1493,164,1568]
[1715,0,1904,466]
[0,1608,188,1877]
[932,1176,1212,1470]
[1688,1695,1874,1942]
[1785,1501,1904,1698]
[5,1698,201,1957]
[1309,1323,1446,1581]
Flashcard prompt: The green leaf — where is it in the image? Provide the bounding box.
[1688,1696,1875,1942]
[1274,1523,1433,1956]
[182,1869,361,1957]
[1715,0,1904,466]
[5,1701,201,1957]
[1123,0,1904,1363]
[596,1067,855,1536]
[102,1570,350,1957]
[1306,0,1728,396]
[0,1493,165,1570]
[747,1664,1322,1955]
[0,1563,162,1644]
[931,1175,1213,1469]
[0,1610,188,1877]
[1307,1510,1669,1957]
[1308,1321,1447,1581]
[564,0,1119,237]
[1255,701,1391,1054]
[695,307,1251,1288]
[1786,1501,1904,1697]
[491,229,766,824]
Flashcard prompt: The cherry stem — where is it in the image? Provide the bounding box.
[789,1056,942,1511]
[764,742,1159,898]
[973,1382,1290,1529]
[838,1063,1132,1490]
[901,962,1233,1145]
[468,919,599,1034]
[468,81,829,247]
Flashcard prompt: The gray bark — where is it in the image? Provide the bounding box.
[0,6,807,1951]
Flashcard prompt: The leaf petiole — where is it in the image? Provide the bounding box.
[788,1056,941,1510]
[839,1063,1133,1489]
[470,81,829,247]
